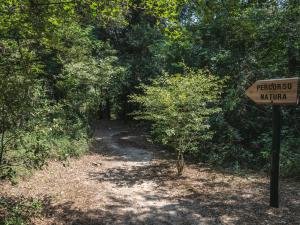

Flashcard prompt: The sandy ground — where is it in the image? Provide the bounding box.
[0,121,299,225]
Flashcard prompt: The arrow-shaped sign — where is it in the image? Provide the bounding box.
[245,77,299,208]
[246,77,299,105]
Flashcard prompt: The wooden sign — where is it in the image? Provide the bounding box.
[246,77,299,105]
[245,77,299,208]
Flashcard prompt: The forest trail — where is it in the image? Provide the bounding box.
[1,121,299,225]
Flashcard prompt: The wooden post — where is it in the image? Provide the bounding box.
[270,105,281,208]
[245,77,299,208]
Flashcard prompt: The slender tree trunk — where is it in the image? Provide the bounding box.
[176,151,184,176]
[288,47,297,76]
[105,96,111,120]
[287,0,298,76]
[0,130,5,165]
[0,105,5,165]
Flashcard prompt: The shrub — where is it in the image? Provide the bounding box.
[0,197,42,225]
[130,69,224,175]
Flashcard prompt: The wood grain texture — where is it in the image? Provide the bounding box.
[246,77,299,105]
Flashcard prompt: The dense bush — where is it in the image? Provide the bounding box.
[0,20,124,179]
[0,197,42,225]
[130,69,223,174]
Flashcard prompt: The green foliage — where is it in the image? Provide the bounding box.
[145,0,300,175]
[0,197,42,225]
[56,24,125,122]
[0,3,125,179]
[0,0,299,179]
[130,69,223,174]
[0,38,46,176]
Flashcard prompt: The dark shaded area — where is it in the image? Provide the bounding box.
[88,162,179,187]
[90,122,169,163]
[0,196,42,224]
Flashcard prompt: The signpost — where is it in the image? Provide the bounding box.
[246,77,299,208]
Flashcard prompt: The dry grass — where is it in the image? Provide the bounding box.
[1,121,299,225]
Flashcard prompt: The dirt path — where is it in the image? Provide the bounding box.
[1,121,299,225]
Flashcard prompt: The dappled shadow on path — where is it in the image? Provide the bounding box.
[1,171,299,224]
[20,185,298,225]
[87,162,298,224]
[1,185,299,225]
[90,131,156,163]
[83,122,299,225]
[88,162,180,187]
[86,172,298,224]
[1,121,299,225]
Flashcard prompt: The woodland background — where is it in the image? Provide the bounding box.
[0,0,299,180]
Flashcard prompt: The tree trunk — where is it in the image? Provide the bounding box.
[0,130,5,165]
[176,151,184,176]
[288,47,297,76]
[105,96,111,120]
